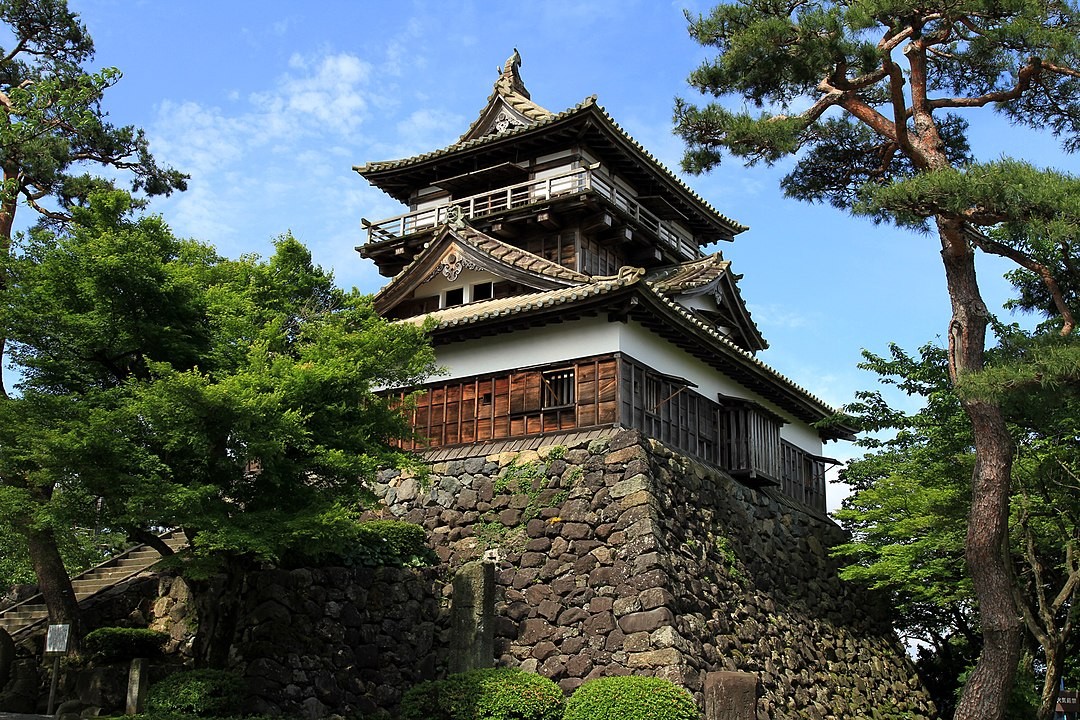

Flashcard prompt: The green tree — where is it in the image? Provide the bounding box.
[0,192,436,655]
[0,0,187,398]
[675,4,1080,717]
[835,334,1079,720]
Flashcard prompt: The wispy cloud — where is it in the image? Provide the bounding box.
[747,302,811,330]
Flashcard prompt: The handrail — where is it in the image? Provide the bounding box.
[363,166,701,259]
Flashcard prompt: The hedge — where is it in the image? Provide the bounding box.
[564,675,700,720]
[399,667,564,720]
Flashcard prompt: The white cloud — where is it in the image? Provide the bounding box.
[249,52,375,137]
[747,302,811,330]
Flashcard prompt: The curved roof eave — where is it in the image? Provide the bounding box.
[396,271,852,438]
[355,100,747,240]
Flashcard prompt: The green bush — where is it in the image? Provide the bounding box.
[564,675,700,720]
[399,667,564,720]
[146,668,246,717]
[82,627,168,662]
[349,519,436,568]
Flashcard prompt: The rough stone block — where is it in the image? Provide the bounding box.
[638,587,675,610]
[605,445,647,465]
[626,647,682,667]
[610,474,650,499]
[704,671,758,720]
[560,522,591,540]
[583,611,616,636]
[624,631,650,651]
[556,607,589,625]
[617,607,675,634]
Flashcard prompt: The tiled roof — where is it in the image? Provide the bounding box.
[356,97,597,175]
[373,224,590,312]
[420,427,621,463]
[397,266,643,328]
[354,53,746,237]
[646,253,731,293]
[639,283,838,421]
[464,227,589,283]
[397,265,840,423]
[457,50,554,143]
[646,252,766,352]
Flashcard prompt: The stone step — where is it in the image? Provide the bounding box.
[0,530,189,635]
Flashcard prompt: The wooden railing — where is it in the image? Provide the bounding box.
[362,166,701,259]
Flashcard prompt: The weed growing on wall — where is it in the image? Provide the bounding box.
[475,448,572,552]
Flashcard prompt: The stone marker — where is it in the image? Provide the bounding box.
[125,658,149,715]
[448,561,495,674]
[704,671,758,720]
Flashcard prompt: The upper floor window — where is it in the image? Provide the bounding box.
[443,287,464,307]
[542,368,575,408]
[472,281,494,301]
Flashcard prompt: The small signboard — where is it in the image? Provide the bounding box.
[45,624,71,655]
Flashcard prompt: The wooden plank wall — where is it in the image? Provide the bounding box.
[717,405,781,482]
[780,441,827,513]
[618,358,719,465]
[391,352,826,512]
[392,356,618,451]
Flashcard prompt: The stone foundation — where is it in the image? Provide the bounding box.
[11,428,934,719]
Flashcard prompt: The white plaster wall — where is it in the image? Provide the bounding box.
[431,315,825,454]
[435,317,622,377]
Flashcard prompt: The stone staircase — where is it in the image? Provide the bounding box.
[0,529,188,636]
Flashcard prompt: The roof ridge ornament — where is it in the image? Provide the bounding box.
[497,48,529,100]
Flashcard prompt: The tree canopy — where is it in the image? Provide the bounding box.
[0,191,437,653]
[835,334,1079,719]
[0,0,187,398]
[675,4,1080,717]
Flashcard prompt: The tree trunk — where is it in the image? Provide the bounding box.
[0,180,16,400]
[188,556,250,668]
[940,218,1023,720]
[23,523,81,649]
[125,527,175,557]
[1037,641,1065,720]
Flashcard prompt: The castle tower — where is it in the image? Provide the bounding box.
[355,51,853,513]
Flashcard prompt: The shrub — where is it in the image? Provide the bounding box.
[564,675,701,720]
[82,627,168,662]
[146,668,246,717]
[399,667,564,720]
[349,519,436,568]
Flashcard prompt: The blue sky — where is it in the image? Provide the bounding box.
[44,1,1080,508]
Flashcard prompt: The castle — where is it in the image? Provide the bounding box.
[355,51,853,513]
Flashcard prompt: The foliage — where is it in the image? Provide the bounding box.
[0,191,436,659]
[2,191,435,559]
[0,522,124,593]
[834,331,1080,717]
[145,668,245,717]
[0,0,186,238]
[0,0,185,638]
[563,675,701,720]
[676,3,1080,717]
[343,519,435,568]
[398,667,564,720]
[82,626,168,662]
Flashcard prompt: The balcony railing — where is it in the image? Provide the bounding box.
[362,166,701,259]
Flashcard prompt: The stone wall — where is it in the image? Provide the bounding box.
[232,565,444,718]
[353,428,935,719]
[27,428,933,718]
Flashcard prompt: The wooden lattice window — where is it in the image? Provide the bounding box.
[542,368,575,408]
